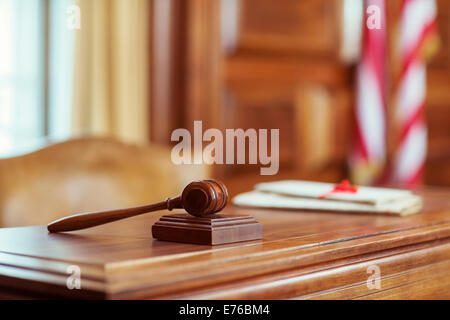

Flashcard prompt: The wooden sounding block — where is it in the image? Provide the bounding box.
[152,213,262,245]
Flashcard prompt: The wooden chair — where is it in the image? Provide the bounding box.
[0,137,210,227]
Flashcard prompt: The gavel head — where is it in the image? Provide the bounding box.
[181,179,228,216]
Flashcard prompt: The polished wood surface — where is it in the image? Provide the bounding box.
[0,186,450,299]
[47,179,228,233]
[0,138,210,228]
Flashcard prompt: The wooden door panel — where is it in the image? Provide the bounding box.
[430,0,450,68]
[237,0,340,55]
[222,85,295,175]
[222,82,353,176]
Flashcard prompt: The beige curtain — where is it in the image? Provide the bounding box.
[72,0,150,144]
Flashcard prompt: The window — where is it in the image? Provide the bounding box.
[0,0,74,158]
[0,0,45,157]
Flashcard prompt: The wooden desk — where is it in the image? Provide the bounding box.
[1,187,450,299]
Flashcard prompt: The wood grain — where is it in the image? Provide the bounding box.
[0,187,449,299]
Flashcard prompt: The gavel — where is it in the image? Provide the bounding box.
[47,179,228,233]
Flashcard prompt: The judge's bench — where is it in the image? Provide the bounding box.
[1,185,450,299]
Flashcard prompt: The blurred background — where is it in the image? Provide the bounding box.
[0,0,449,226]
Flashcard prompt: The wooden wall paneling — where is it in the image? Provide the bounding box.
[430,0,450,69]
[221,84,295,176]
[151,0,187,144]
[294,84,353,176]
[295,85,333,172]
[223,52,351,176]
[184,0,223,132]
[149,0,450,184]
[220,0,351,178]
[236,0,340,56]
[181,0,229,179]
[425,0,450,186]
[225,56,350,88]
[150,0,353,180]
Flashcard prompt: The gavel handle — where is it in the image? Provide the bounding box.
[47,196,182,233]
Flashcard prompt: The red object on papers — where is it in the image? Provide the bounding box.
[318,180,359,199]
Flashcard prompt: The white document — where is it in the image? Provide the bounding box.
[232,180,423,216]
[255,180,415,205]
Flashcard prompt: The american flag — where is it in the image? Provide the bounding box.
[351,0,387,186]
[392,0,439,186]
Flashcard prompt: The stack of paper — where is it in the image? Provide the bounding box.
[232,180,423,216]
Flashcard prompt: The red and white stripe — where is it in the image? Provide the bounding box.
[393,0,438,186]
[351,0,387,185]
